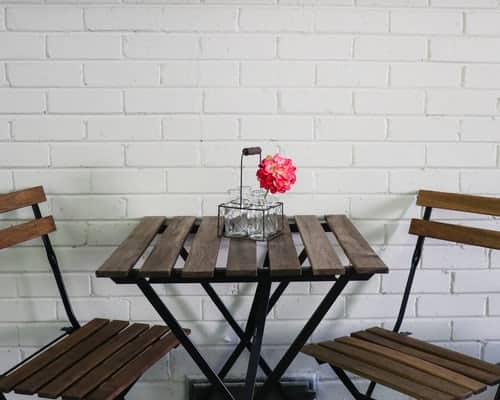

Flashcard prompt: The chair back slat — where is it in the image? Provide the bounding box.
[409,219,500,250]
[417,190,500,217]
[0,216,56,250]
[0,186,47,214]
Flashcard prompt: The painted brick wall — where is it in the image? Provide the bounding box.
[0,1,500,399]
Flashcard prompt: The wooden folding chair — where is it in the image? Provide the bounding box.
[302,190,500,400]
[0,186,189,400]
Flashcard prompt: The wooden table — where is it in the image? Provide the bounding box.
[96,215,388,400]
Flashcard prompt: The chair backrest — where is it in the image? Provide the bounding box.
[0,186,56,250]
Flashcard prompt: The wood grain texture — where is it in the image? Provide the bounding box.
[326,215,388,274]
[182,216,221,278]
[140,216,196,278]
[409,219,500,250]
[417,190,500,217]
[268,219,301,276]
[0,217,56,250]
[295,215,344,276]
[226,238,257,277]
[96,216,165,278]
[0,319,109,393]
[0,186,46,214]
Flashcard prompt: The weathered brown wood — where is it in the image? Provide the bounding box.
[0,186,46,214]
[268,218,301,276]
[336,336,484,394]
[417,190,500,217]
[322,340,474,398]
[409,219,500,250]
[226,239,257,277]
[140,216,196,278]
[85,332,181,400]
[38,324,149,399]
[62,326,171,400]
[182,216,221,278]
[96,216,166,278]
[295,215,344,276]
[326,215,388,274]
[14,321,129,395]
[0,319,109,393]
[302,344,454,400]
[353,330,500,385]
[0,217,56,250]
[369,327,500,377]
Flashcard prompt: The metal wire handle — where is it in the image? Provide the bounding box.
[240,147,262,208]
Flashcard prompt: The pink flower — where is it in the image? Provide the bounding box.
[256,153,297,194]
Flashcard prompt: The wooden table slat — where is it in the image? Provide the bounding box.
[268,218,301,276]
[227,239,257,277]
[182,217,221,278]
[295,215,344,276]
[326,215,388,274]
[140,216,196,278]
[96,217,166,278]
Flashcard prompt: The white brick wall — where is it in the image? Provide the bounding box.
[1,3,500,400]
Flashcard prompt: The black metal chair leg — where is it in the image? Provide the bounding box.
[495,384,500,400]
[365,381,376,397]
[0,392,6,400]
[332,367,373,400]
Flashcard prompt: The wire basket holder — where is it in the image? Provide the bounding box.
[217,147,284,241]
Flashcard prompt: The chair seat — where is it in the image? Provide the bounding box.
[302,326,500,400]
[0,318,189,400]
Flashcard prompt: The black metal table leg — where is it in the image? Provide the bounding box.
[332,367,374,400]
[258,275,350,399]
[136,278,235,400]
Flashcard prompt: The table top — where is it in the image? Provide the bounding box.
[96,215,388,282]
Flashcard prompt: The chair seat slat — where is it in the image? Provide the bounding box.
[0,186,46,214]
[417,190,500,217]
[0,217,56,250]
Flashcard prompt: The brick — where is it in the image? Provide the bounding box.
[84,62,159,87]
[390,169,459,193]
[489,295,500,316]
[127,195,201,218]
[427,143,497,167]
[455,271,500,293]
[358,0,427,4]
[60,298,129,321]
[275,295,345,320]
[14,170,91,193]
[465,65,500,89]
[48,89,122,113]
[382,270,450,294]
[466,12,500,35]
[87,221,136,246]
[240,7,313,32]
[388,117,459,141]
[17,274,90,297]
[124,34,199,59]
[0,63,5,87]
[7,62,82,87]
[241,116,313,140]
[351,196,417,219]
[347,295,413,318]
[422,245,488,269]
[418,295,485,317]
[125,89,202,113]
[427,90,500,116]
[163,116,238,141]
[316,169,388,193]
[91,169,165,194]
[48,34,121,59]
[312,276,380,295]
[317,62,388,88]
[0,89,46,114]
[432,0,497,6]
[454,318,500,340]
[51,143,124,167]
[0,117,8,141]
[279,35,351,60]
[200,142,279,167]
[85,6,165,30]
[0,170,13,192]
[0,33,44,59]
[7,7,83,31]
[0,275,17,298]
[0,300,56,322]
[205,88,277,113]
[461,119,500,142]
[431,38,500,63]
[279,142,352,167]
[355,90,424,115]
[201,35,276,59]
[47,222,88,246]
[355,37,426,61]
[241,61,314,87]
[12,117,84,141]
[0,9,4,30]
[391,63,461,88]
[168,168,236,193]
[315,9,388,33]
[88,116,161,141]
[316,117,386,141]
[461,171,500,194]
[0,143,49,167]
[0,350,21,371]
[280,89,352,114]
[127,142,200,167]
[164,7,237,31]
[130,297,201,321]
[203,296,258,321]
[161,61,238,87]
[51,196,126,219]
[391,10,462,34]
